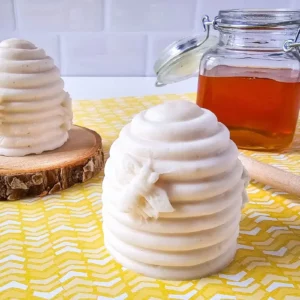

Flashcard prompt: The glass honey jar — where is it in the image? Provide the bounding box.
[154,9,300,151]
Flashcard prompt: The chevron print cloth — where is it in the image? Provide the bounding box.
[0,94,300,300]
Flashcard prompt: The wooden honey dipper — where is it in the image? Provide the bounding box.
[239,154,300,197]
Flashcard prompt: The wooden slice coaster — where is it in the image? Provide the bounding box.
[0,126,104,201]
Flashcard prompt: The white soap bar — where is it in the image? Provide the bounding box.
[0,38,72,157]
[102,100,248,280]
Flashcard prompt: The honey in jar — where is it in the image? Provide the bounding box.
[154,9,300,151]
[197,66,300,150]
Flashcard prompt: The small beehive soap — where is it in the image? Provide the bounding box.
[102,100,249,280]
[0,38,72,157]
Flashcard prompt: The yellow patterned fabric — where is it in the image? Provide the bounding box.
[1,94,300,300]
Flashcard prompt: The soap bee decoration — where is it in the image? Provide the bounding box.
[115,153,174,220]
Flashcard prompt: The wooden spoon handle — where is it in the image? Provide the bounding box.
[239,154,300,197]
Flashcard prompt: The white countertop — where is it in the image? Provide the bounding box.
[62,77,198,100]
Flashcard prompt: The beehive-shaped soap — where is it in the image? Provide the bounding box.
[102,100,248,280]
[0,38,72,156]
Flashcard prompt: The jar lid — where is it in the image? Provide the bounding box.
[154,10,300,86]
[154,34,218,86]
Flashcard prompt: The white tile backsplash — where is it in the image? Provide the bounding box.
[0,0,15,31]
[61,33,146,76]
[290,0,300,9]
[15,0,103,31]
[107,0,197,31]
[0,0,298,76]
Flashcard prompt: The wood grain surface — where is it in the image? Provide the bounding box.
[0,126,104,200]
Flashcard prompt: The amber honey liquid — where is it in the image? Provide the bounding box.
[197,70,300,150]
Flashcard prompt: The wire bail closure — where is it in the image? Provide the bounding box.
[155,14,300,87]
[203,15,300,53]
[283,28,300,52]
[201,15,217,46]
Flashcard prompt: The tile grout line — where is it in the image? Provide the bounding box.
[57,34,63,74]
[11,0,18,31]
[103,0,109,32]
[193,0,200,31]
[144,33,151,76]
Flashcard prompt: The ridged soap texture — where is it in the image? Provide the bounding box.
[102,100,249,280]
[0,38,72,157]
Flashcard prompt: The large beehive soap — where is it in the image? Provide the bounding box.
[102,100,248,280]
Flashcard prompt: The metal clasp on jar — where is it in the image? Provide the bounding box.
[202,16,300,54]
[283,28,300,52]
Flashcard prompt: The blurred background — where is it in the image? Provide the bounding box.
[1,0,299,77]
